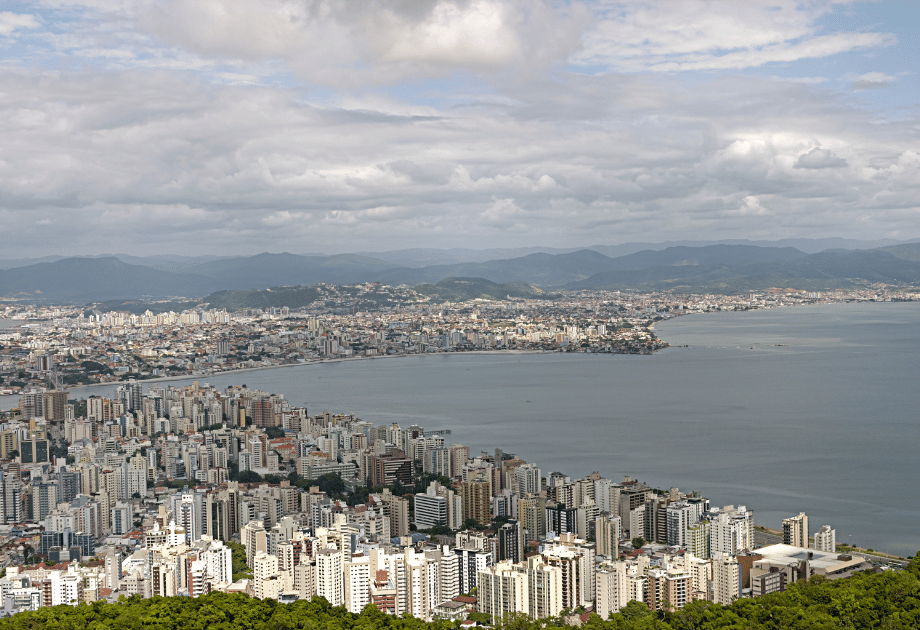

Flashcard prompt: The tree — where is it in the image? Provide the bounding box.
[226,541,252,581]
[631,536,645,549]
[316,473,346,497]
[264,426,286,439]
[235,470,262,484]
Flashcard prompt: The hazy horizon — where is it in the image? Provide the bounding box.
[1,235,919,264]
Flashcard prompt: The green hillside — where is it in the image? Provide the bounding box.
[415,277,547,302]
[203,286,321,311]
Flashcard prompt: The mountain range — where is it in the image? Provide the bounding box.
[2,240,920,304]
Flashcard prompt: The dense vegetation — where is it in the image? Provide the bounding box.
[203,286,321,311]
[414,277,548,303]
[3,554,918,630]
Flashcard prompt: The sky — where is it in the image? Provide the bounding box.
[0,0,917,257]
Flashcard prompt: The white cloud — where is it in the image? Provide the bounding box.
[0,12,40,37]
[732,195,771,217]
[138,0,588,85]
[576,1,895,72]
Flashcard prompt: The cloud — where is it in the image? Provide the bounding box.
[794,147,848,169]
[2,63,917,255]
[0,3,917,256]
[850,72,897,90]
[13,1,897,90]
[480,198,530,229]
[576,1,896,73]
[139,0,589,85]
[732,195,771,217]
[0,12,40,37]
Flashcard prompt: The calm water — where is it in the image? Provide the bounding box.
[16,302,920,556]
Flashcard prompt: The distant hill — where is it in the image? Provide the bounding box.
[358,246,581,267]
[0,257,217,302]
[0,256,68,270]
[376,245,816,288]
[0,253,403,303]
[202,285,322,311]
[375,249,621,286]
[414,277,546,302]
[3,242,920,303]
[567,249,920,292]
[602,244,807,270]
[873,242,920,262]
[587,237,915,257]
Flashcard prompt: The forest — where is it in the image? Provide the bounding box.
[1,553,918,630]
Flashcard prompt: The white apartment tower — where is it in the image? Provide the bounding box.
[315,548,345,606]
[814,525,836,552]
[344,555,371,614]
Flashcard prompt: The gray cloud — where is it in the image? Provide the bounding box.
[0,1,915,257]
[850,72,897,90]
[0,64,918,257]
[794,147,849,169]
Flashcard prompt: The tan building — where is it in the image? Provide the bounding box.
[461,470,492,526]
[782,512,808,548]
[646,568,690,611]
[711,554,741,605]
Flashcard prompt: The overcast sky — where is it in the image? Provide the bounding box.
[0,0,917,257]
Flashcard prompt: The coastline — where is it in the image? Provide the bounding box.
[22,300,910,398]
[7,304,918,558]
[61,349,552,396]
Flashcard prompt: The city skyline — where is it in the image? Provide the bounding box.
[0,1,917,257]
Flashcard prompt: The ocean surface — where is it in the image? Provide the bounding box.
[7,302,920,555]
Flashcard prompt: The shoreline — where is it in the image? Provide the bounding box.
[13,300,913,399]
[61,349,554,396]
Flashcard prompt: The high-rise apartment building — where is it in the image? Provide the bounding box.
[814,525,836,552]
[315,548,345,606]
[497,520,523,564]
[514,463,542,497]
[461,471,492,527]
[783,512,808,548]
[712,553,741,605]
[477,560,527,622]
[251,397,274,428]
[595,514,621,558]
[414,487,448,530]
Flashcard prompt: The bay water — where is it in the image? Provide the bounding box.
[17,302,920,556]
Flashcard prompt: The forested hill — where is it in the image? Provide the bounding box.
[3,554,920,630]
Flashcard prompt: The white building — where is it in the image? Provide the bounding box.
[814,525,836,553]
[315,548,344,606]
[344,555,371,614]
